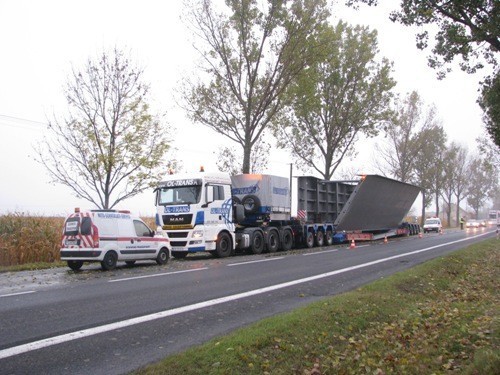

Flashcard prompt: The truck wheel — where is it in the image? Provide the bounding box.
[171,251,188,259]
[306,231,314,248]
[101,251,118,271]
[242,195,261,214]
[156,248,169,265]
[315,231,324,247]
[266,229,279,253]
[325,229,333,246]
[214,232,232,258]
[250,230,264,254]
[67,260,83,271]
[281,229,293,251]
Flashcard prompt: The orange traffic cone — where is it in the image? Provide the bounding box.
[383,236,388,244]
[349,239,356,249]
[418,231,422,238]
[439,228,443,235]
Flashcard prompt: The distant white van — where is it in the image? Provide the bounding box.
[423,218,442,233]
[60,208,170,271]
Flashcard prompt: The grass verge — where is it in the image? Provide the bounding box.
[134,239,499,375]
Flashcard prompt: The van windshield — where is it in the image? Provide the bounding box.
[157,186,202,206]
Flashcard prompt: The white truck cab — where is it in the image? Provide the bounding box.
[60,208,170,271]
[155,172,235,258]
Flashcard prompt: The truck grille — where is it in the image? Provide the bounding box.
[162,214,192,226]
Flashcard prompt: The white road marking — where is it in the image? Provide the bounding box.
[302,249,339,256]
[0,231,489,360]
[227,257,284,266]
[108,267,209,283]
[0,291,36,298]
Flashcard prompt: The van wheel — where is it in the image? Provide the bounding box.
[125,261,136,266]
[101,251,118,271]
[266,229,279,253]
[214,232,233,258]
[67,260,83,271]
[156,248,169,265]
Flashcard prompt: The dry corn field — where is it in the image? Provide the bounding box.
[0,213,156,267]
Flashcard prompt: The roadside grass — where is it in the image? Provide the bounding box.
[134,239,499,375]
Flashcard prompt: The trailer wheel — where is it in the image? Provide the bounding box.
[67,260,83,271]
[325,229,333,246]
[281,229,293,251]
[315,230,324,247]
[242,195,261,214]
[306,231,315,248]
[266,229,279,253]
[249,230,264,254]
[214,232,233,258]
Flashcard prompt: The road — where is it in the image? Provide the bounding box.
[0,227,496,374]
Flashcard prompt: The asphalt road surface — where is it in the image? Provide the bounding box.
[0,227,496,374]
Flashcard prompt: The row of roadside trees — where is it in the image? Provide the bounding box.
[35,0,499,216]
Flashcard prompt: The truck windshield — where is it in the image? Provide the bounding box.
[157,186,202,206]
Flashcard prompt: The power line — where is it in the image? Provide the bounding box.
[0,114,48,132]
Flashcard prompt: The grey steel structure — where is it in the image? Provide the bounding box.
[297,175,420,232]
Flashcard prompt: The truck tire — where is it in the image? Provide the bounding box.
[242,195,261,214]
[101,251,118,271]
[315,230,324,247]
[156,248,169,265]
[67,260,83,271]
[249,230,264,254]
[306,231,314,248]
[171,251,188,259]
[325,229,333,246]
[266,229,279,253]
[281,229,293,251]
[214,232,233,258]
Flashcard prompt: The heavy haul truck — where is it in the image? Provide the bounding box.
[154,172,420,258]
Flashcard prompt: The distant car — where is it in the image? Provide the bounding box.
[423,218,442,233]
[479,220,487,227]
[466,219,481,229]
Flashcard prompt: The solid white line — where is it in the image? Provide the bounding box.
[0,291,36,298]
[108,267,209,283]
[302,249,339,256]
[0,231,489,360]
[227,257,284,267]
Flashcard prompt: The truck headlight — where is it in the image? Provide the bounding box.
[192,230,204,239]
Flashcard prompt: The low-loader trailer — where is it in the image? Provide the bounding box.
[154,172,420,258]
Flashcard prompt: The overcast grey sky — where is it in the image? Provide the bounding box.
[0,0,486,216]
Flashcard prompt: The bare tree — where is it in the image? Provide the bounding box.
[181,0,330,173]
[376,91,423,183]
[35,48,172,209]
[412,123,446,224]
[274,21,395,180]
[440,142,460,226]
[452,145,470,224]
[466,156,493,217]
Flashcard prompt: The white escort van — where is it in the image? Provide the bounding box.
[60,208,170,271]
